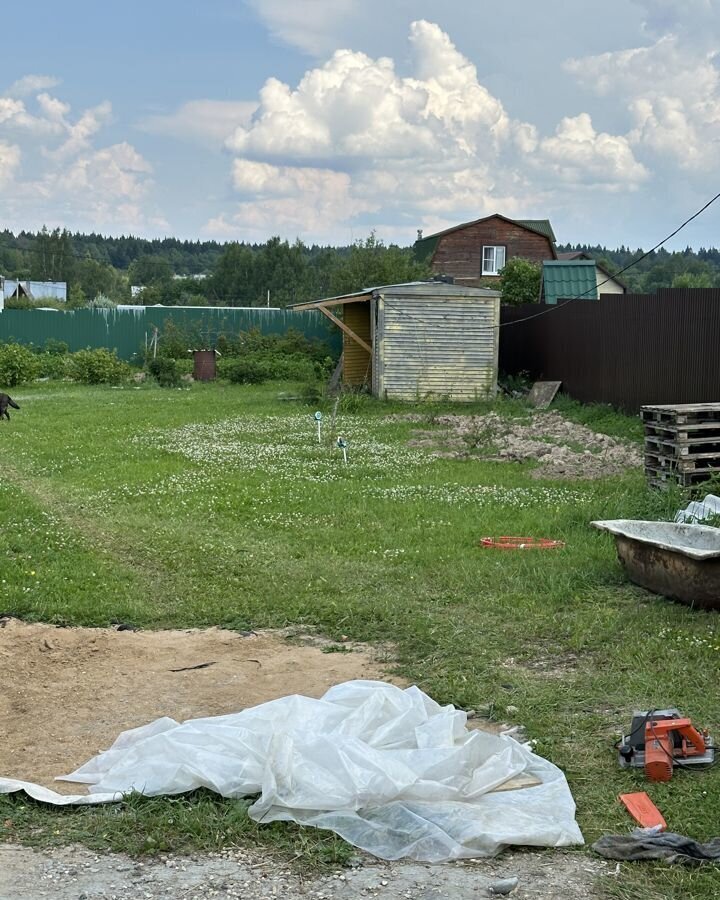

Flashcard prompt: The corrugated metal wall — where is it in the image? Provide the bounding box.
[0,306,340,361]
[499,289,720,412]
[378,293,499,400]
[342,302,372,385]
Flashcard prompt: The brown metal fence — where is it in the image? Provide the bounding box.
[499,289,720,412]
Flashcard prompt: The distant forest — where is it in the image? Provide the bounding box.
[556,243,720,292]
[1,227,719,309]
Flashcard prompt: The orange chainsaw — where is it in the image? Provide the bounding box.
[618,709,715,782]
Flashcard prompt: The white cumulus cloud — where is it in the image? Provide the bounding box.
[207,158,376,239]
[538,113,649,188]
[0,140,21,186]
[565,34,720,170]
[0,81,164,234]
[214,19,648,241]
[6,74,61,97]
[246,0,358,56]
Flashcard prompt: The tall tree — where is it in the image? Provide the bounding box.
[328,232,431,296]
[31,227,75,283]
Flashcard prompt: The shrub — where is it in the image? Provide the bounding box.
[0,342,40,386]
[43,339,69,356]
[151,319,203,359]
[147,356,181,387]
[499,258,542,305]
[176,358,194,375]
[223,358,267,385]
[36,353,70,380]
[220,352,331,385]
[88,294,117,309]
[68,348,131,384]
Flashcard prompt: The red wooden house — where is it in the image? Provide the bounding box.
[414,214,557,286]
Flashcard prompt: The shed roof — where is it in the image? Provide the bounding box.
[291,281,501,311]
[414,214,557,262]
[542,260,598,305]
[556,252,626,289]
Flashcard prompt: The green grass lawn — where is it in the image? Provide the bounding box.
[1,381,719,897]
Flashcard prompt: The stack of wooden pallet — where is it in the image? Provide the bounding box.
[642,403,720,487]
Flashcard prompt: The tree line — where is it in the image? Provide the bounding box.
[0,228,429,308]
[1,226,720,309]
[556,243,720,292]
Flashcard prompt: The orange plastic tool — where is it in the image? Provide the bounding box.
[644,717,708,782]
[619,792,667,831]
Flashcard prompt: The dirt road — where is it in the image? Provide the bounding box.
[1,843,609,900]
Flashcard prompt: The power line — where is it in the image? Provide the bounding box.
[500,188,720,328]
[378,188,720,331]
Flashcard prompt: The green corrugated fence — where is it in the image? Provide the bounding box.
[0,307,340,360]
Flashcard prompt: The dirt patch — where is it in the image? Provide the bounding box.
[404,411,641,479]
[0,843,611,899]
[501,651,582,680]
[0,619,395,791]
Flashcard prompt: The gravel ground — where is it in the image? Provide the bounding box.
[1,844,612,899]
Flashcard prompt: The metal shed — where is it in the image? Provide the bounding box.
[293,282,501,401]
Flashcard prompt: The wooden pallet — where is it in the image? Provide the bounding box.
[645,466,713,489]
[644,435,720,457]
[641,403,720,426]
[641,404,720,488]
[644,421,720,440]
[645,451,720,473]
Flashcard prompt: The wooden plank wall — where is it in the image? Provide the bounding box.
[431,219,553,286]
[342,302,372,385]
[379,294,499,400]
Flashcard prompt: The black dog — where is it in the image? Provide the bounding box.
[0,393,19,421]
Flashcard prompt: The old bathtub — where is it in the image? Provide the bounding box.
[592,519,720,610]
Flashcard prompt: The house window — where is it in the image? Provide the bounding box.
[482,245,506,275]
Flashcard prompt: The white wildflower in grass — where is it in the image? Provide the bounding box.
[137,414,428,484]
[368,483,587,508]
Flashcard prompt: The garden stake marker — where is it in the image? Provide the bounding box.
[337,436,348,464]
[314,410,323,443]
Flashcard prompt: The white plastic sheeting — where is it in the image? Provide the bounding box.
[0,681,583,861]
[675,494,720,525]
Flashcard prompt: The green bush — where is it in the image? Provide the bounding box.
[88,294,117,309]
[147,357,181,387]
[0,342,40,386]
[36,353,70,380]
[67,348,131,384]
[499,258,542,305]
[43,339,69,356]
[175,358,194,375]
[223,358,267,385]
[220,352,330,385]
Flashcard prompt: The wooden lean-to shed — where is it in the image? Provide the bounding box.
[293,282,501,401]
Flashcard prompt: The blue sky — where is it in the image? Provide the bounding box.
[1,0,719,249]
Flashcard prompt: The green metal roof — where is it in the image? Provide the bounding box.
[414,214,556,263]
[542,260,598,305]
[513,219,556,243]
[414,233,440,263]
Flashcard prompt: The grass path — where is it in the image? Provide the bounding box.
[1,381,719,897]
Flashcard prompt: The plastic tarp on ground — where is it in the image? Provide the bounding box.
[675,494,720,525]
[0,681,584,861]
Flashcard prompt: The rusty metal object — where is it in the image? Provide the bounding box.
[592,520,720,610]
[192,350,217,381]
